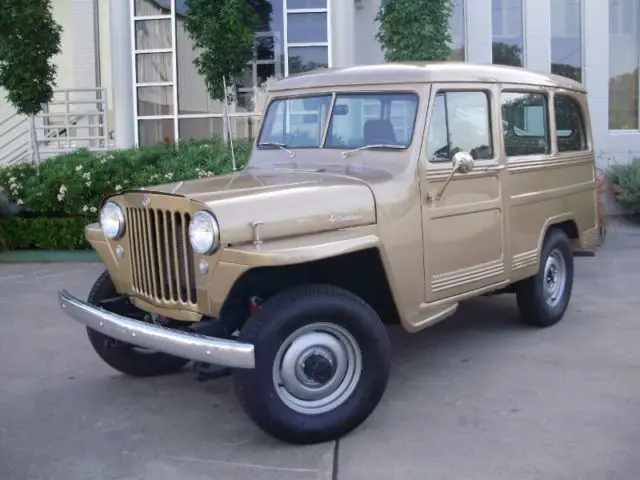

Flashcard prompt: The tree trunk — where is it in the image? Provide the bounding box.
[28,115,41,164]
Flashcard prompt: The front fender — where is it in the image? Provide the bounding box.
[218,225,381,267]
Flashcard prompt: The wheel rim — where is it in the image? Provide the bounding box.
[543,248,567,308]
[272,322,363,415]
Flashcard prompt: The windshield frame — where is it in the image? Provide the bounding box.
[255,90,421,152]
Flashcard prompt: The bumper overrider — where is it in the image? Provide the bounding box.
[57,289,255,369]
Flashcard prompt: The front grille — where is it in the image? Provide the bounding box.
[126,207,197,305]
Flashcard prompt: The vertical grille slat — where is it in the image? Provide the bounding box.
[125,201,197,307]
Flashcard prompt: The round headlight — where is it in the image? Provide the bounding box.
[188,210,220,254]
[100,201,125,240]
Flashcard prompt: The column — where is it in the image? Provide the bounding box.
[109,0,135,148]
[330,0,356,67]
[524,0,551,71]
[465,0,493,64]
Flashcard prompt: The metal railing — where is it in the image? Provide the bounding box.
[0,87,114,166]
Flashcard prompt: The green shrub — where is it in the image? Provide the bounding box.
[0,216,91,250]
[608,158,640,213]
[0,137,253,250]
[0,137,252,219]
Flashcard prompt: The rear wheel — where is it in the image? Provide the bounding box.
[516,229,574,327]
[86,270,190,377]
[233,284,392,445]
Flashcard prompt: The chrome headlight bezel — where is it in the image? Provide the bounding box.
[188,210,220,255]
[99,201,125,240]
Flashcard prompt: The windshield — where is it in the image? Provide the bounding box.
[257,92,419,150]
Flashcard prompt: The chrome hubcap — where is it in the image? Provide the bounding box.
[543,249,567,307]
[273,322,362,415]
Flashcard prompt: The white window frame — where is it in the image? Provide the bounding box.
[130,0,333,146]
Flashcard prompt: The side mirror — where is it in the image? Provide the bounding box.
[433,151,474,202]
[452,151,474,174]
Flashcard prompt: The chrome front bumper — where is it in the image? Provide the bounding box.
[57,289,255,369]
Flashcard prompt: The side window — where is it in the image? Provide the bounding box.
[554,95,588,152]
[425,91,494,163]
[501,91,550,157]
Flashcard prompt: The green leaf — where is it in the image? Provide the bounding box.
[375,0,454,62]
[0,0,62,115]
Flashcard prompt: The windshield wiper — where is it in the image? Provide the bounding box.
[258,142,296,158]
[341,144,405,158]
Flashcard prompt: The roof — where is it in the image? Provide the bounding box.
[270,62,587,93]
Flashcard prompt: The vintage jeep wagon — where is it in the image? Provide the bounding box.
[58,62,600,444]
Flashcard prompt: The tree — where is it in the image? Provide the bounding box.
[0,0,62,163]
[492,42,523,67]
[183,0,272,102]
[375,0,454,62]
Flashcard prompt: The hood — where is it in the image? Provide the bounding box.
[141,167,377,246]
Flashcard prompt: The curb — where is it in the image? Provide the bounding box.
[0,250,101,263]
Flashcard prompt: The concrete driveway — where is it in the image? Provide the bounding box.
[1,223,639,480]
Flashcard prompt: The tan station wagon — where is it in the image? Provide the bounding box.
[57,62,600,445]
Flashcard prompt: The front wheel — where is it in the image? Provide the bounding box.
[233,284,392,445]
[516,229,574,327]
[86,270,190,377]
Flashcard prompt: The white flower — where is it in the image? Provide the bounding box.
[75,165,83,171]
[82,205,89,212]
[57,194,64,202]
[82,172,91,180]
[165,173,173,179]
[115,184,122,191]
[8,176,16,183]
[85,181,91,187]
[16,199,23,205]
[59,185,67,194]
[90,206,97,213]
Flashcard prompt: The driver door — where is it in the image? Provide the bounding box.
[420,83,507,303]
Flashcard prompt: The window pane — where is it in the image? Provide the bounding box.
[134,0,170,17]
[288,46,328,74]
[325,93,419,148]
[137,86,174,116]
[287,12,328,43]
[501,92,550,156]
[178,118,225,141]
[554,95,588,152]
[426,95,449,161]
[551,0,583,82]
[135,19,172,50]
[288,0,327,8]
[175,17,225,114]
[492,0,524,67]
[447,0,466,61]
[609,0,639,129]
[427,92,493,162]
[138,119,174,147]
[258,94,332,147]
[136,53,173,83]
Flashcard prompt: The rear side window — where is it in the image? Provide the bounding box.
[554,95,588,152]
[425,91,494,163]
[501,91,550,157]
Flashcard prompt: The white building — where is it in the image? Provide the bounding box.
[1,0,639,168]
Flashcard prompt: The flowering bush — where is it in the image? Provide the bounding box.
[0,138,252,218]
[608,158,640,214]
[0,137,252,250]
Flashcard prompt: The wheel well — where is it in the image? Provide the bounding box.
[547,219,580,247]
[219,248,401,330]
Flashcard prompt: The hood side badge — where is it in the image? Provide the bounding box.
[251,221,264,248]
[329,213,362,224]
[142,195,151,208]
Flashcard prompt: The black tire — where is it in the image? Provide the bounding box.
[233,284,392,445]
[516,229,574,327]
[86,270,190,377]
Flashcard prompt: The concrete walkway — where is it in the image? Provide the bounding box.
[1,223,639,479]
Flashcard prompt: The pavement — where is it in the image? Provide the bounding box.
[1,222,639,480]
